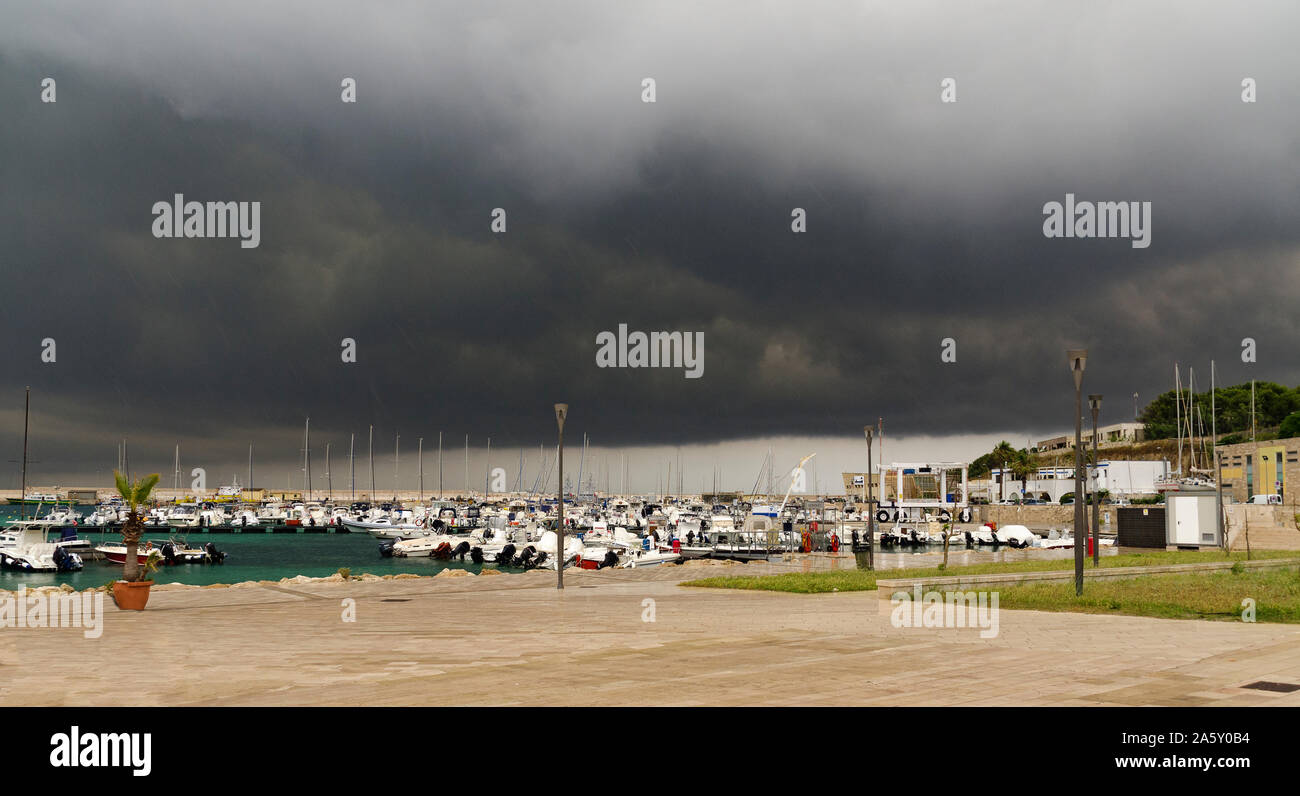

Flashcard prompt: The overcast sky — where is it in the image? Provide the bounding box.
[1,1,1298,492]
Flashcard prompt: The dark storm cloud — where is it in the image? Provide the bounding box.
[1,1,1299,485]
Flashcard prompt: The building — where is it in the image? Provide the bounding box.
[1037,422,1145,452]
[990,460,1170,502]
[67,489,99,505]
[1216,436,1300,504]
[840,472,882,500]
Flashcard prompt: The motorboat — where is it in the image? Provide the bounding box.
[618,547,681,568]
[966,523,1036,548]
[0,523,84,572]
[342,516,427,539]
[230,508,261,527]
[533,530,584,570]
[166,505,201,527]
[389,534,474,559]
[96,538,226,565]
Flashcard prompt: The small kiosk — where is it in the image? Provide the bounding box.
[1165,487,1221,548]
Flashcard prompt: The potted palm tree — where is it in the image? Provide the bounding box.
[112,470,162,610]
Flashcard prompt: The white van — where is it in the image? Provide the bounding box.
[1250,494,1282,505]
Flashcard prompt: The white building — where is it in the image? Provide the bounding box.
[990,460,1170,502]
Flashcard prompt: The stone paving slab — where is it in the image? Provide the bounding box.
[3,565,1299,706]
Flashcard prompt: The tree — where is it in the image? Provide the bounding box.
[1280,411,1300,440]
[968,452,994,479]
[115,470,160,582]
[991,440,1016,501]
[1140,381,1300,440]
[1010,448,1035,499]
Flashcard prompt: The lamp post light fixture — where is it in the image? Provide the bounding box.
[554,403,568,590]
[863,425,874,571]
[1089,394,1102,567]
[1068,349,1088,596]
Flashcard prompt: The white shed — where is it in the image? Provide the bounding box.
[1165,488,1220,547]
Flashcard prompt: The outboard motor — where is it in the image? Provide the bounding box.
[204,542,226,564]
[452,541,471,561]
[513,546,536,568]
[161,542,177,565]
[379,541,396,558]
[470,546,485,564]
[600,550,620,569]
[531,551,549,570]
[498,543,516,566]
[53,545,71,571]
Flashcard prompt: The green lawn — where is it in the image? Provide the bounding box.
[991,567,1300,622]
[679,549,1300,594]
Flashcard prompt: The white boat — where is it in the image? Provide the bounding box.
[166,505,201,527]
[0,522,84,572]
[342,516,427,539]
[534,530,585,570]
[230,508,261,527]
[390,534,474,558]
[618,547,680,568]
[995,524,1037,548]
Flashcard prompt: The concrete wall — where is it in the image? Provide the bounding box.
[978,503,1118,531]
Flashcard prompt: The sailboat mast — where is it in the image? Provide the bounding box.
[303,417,311,501]
[20,387,29,521]
[418,437,424,502]
[348,433,355,501]
[368,425,375,498]
[1211,360,1217,457]
[1187,368,1196,471]
[1175,364,1183,475]
[326,442,332,501]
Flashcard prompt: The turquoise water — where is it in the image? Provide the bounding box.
[0,506,485,588]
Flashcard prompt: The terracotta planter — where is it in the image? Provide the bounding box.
[112,580,154,610]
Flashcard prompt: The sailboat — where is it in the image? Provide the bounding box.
[0,388,84,572]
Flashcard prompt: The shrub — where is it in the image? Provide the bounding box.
[1280,411,1300,440]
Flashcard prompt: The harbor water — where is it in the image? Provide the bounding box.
[0,506,489,589]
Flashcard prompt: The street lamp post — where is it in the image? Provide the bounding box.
[1068,349,1088,596]
[555,403,568,590]
[864,425,874,571]
[1089,394,1102,567]
[1216,450,1226,550]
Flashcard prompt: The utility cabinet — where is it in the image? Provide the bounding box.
[1166,488,1220,547]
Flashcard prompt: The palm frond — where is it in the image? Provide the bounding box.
[133,473,161,505]
[113,469,132,502]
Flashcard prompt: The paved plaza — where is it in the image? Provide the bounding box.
[4,559,1299,707]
